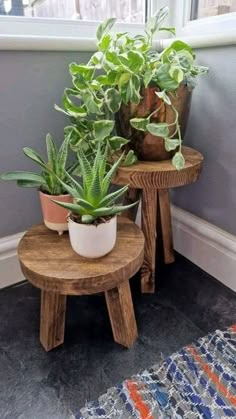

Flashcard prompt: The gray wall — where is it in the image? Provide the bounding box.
[172,45,236,235]
[0,51,91,237]
[0,46,235,237]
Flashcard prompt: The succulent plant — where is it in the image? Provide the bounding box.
[0,134,78,195]
[53,145,138,224]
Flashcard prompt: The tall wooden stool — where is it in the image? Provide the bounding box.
[113,146,203,294]
[18,217,144,351]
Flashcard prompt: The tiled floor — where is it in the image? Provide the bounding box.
[0,254,236,419]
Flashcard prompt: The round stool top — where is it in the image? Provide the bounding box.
[113,146,203,189]
[18,217,144,296]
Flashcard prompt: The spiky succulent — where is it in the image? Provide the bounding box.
[0,134,78,195]
[53,145,138,224]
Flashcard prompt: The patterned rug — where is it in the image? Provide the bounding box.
[76,325,236,418]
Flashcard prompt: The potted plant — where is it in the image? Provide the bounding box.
[55,6,208,170]
[0,134,77,234]
[52,145,138,258]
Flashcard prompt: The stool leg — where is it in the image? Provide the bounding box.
[123,187,141,221]
[40,290,67,351]
[158,188,175,264]
[141,188,157,293]
[105,281,138,348]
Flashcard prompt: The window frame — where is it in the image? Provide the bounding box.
[172,0,236,36]
[0,0,152,50]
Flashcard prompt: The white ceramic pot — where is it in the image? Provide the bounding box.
[68,215,117,258]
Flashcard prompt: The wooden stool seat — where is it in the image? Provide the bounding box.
[18,217,144,351]
[113,146,203,294]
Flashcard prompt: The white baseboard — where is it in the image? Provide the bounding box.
[171,205,236,292]
[0,232,25,289]
[1,207,236,292]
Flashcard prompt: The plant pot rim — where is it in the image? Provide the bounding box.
[68,213,117,227]
[39,190,71,198]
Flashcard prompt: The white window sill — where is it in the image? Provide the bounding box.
[0,30,235,51]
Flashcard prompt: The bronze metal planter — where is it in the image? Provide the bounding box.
[115,84,192,161]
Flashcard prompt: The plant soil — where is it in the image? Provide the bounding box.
[69,213,114,226]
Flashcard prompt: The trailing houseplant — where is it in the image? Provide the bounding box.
[55,6,208,170]
[52,144,138,258]
[0,134,78,234]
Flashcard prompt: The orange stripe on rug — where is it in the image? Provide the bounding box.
[126,380,154,419]
[187,345,236,406]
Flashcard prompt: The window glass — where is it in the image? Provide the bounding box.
[0,0,146,23]
[191,0,236,20]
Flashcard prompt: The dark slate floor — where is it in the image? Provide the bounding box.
[0,254,236,419]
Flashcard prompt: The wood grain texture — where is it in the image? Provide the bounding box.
[141,188,157,293]
[40,291,66,351]
[122,187,141,221]
[158,189,175,264]
[18,217,144,295]
[113,146,203,189]
[105,281,138,348]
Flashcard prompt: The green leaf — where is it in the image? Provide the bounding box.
[155,90,171,105]
[108,136,129,150]
[118,73,131,87]
[172,152,185,170]
[127,50,145,72]
[89,51,104,66]
[51,200,86,216]
[145,6,169,38]
[123,150,137,166]
[191,65,208,76]
[164,138,180,151]
[96,17,116,41]
[23,148,48,171]
[102,152,124,194]
[61,92,87,118]
[56,135,70,175]
[81,214,96,223]
[0,171,46,185]
[99,34,111,51]
[82,91,102,114]
[147,123,169,137]
[106,51,121,66]
[69,63,95,81]
[16,180,44,188]
[130,117,149,131]
[93,120,115,140]
[169,66,184,83]
[163,40,194,58]
[156,64,179,91]
[99,185,128,207]
[46,133,57,171]
[143,69,154,88]
[104,88,121,113]
[159,27,176,35]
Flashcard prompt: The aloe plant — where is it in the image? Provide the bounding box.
[0,134,77,195]
[52,145,138,224]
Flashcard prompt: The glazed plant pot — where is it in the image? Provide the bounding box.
[116,84,192,161]
[68,215,117,258]
[39,191,73,235]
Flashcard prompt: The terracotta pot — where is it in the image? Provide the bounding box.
[39,191,73,235]
[115,84,192,161]
[68,215,117,258]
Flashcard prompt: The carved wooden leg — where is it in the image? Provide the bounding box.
[158,188,175,264]
[105,281,138,348]
[40,290,67,351]
[141,188,157,293]
[123,187,141,221]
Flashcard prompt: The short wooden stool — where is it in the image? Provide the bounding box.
[113,146,203,294]
[18,218,144,351]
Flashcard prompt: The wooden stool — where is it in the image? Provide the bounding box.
[18,218,144,351]
[113,146,203,294]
